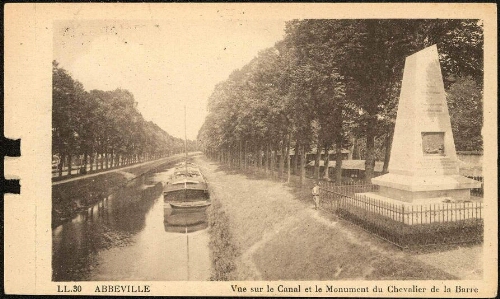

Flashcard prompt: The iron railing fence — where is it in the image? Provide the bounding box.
[320,182,484,249]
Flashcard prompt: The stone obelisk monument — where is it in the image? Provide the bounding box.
[370,45,480,203]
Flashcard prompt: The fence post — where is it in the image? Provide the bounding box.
[452,203,455,222]
[446,203,448,222]
[420,205,423,225]
[402,205,405,225]
[411,205,414,225]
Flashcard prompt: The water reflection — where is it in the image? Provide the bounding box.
[52,165,211,281]
[164,206,209,233]
[52,180,163,281]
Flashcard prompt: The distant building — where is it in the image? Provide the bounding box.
[279,148,482,180]
[306,151,483,180]
[307,160,385,179]
[281,148,350,162]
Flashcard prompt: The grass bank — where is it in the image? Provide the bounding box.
[206,199,239,280]
[196,158,460,280]
[252,215,457,280]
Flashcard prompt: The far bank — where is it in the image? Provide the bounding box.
[52,153,198,228]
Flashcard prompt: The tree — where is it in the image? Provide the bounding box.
[198,19,483,184]
[52,60,87,176]
[447,76,483,151]
[53,61,181,176]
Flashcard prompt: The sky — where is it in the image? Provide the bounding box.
[53,19,287,140]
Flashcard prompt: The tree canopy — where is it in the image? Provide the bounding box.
[52,61,194,176]
[198,19,483,183]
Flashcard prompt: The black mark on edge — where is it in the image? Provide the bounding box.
[1,137,21,194]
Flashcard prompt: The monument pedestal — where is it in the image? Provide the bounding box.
[371,173,480,203]
[352,45,482,226]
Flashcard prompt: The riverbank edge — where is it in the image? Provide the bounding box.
[206,184,240,280]
[52,155,188,228]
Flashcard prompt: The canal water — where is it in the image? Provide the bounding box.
[52,163,211,281]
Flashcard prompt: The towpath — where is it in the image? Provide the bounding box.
[195,156,482,280]
[52,153,199,186]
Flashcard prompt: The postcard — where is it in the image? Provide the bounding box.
[3,3,497,297]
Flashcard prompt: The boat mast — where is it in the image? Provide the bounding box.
[184,105,188,195]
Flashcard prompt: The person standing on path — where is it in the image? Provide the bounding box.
[312,182,320,210]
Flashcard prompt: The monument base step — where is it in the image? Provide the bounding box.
[377,185,473,203]
[358,191,480,206]
[372,173,481,192]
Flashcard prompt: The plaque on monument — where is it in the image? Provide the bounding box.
[422,132,445,156]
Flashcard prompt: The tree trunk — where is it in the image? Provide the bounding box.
[335,139,343,183]
[59,153,65,177]
[110,148,114,168]
[279,138,285,178]
[56,136,63,177]
[314,139,322,181]
[257,145,262,169]
[365,116,376,182]
[293,138,300,175]
[244,141,248,170]
[100,148,104,169]
[323,143,330,180]
[67,154,72,176]
[105,149,109,169]
[273,142,280,175]
[89,151,94,172]
[300,144,306,186]
[382,127,394,174]
[286,133,291,183]
[239,140,243,169]
[231,146,234,167]
[270,144,274,175]
[83,152,88,174]
[232,146,235,167]
[264,143,269,173]
[252,145,256,169]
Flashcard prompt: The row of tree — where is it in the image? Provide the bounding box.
[198,19,483,184]
[52,60,196,177]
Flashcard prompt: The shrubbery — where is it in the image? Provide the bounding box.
[337,207,483,248]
